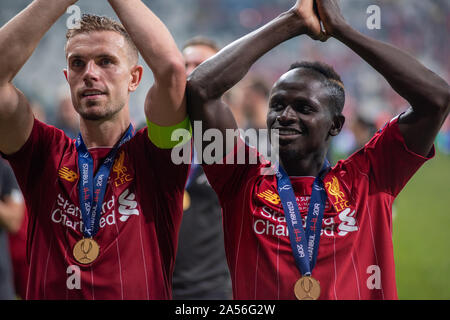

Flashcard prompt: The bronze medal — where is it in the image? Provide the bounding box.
[73,238,100,265]
[294,276,321,300]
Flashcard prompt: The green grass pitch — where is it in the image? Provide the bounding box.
[393,151,450,299]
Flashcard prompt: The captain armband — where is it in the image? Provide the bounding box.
[147,116,192,149]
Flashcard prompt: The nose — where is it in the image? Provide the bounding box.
[83,60,100,84]
[276,105,296,124]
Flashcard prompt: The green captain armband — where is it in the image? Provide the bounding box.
[147,116,192,149]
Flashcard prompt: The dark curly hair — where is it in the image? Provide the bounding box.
[288,61,345,116]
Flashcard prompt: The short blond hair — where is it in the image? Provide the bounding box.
[66,14,139,64]
[182,36,220,52]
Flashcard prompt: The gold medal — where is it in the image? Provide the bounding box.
[73,238,100,265]
[183,191,191,210]
[294,276,321,300]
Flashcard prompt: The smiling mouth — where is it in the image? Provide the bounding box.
[272,127,303,136]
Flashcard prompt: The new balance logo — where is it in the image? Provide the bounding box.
[58,167,78,182]
[257,190,281,205]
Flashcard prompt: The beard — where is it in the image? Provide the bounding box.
[77,99,125,121]
[279,146,302,164]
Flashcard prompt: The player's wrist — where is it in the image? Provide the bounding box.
[332,18,349,35]
[330,21,355,42]
[279,10,309,37]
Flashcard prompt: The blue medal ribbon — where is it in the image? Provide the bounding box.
[275,160,330,276]
[185,148,200,189]
[76,125,134,238]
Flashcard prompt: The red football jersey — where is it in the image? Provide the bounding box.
[203,117,433,300]
[4,119,189,299]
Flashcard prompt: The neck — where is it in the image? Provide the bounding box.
[279,149,328,177]
[79,115,130,149]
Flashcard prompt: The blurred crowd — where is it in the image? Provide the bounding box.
[1,0,448,157]
[0,0,448,299]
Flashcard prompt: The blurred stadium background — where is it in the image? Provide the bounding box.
[1,0,449,299]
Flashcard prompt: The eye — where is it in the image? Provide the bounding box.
[303,105,313,113]
[297,104,315,114]
[71,59,85,68]
[99,58,112,66]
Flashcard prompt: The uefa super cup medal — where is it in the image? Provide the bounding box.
[73,238,100,264]
[294,276,321,300]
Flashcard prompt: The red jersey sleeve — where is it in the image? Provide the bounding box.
[201,138,267,204]
[346,116,434,197]
[2,119,71,215]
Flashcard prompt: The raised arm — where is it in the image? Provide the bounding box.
[107,0,186,126]
[0,196,24,234]
[187,0,324,141]
[0,0,77,155]
[0,163,24,233]
[316,0,450,157]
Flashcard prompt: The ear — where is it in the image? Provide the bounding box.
[329,114,345,136]
[129,65,144,92]
[63,69,69,82]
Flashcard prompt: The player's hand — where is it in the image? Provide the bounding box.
[315,0,348,38]
[290,0,328,41]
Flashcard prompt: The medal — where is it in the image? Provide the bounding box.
[294,276,321,300]
[183,191,191,210]
[73,238,100,265]
[74,125,134,265]
[275,160,330,300]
